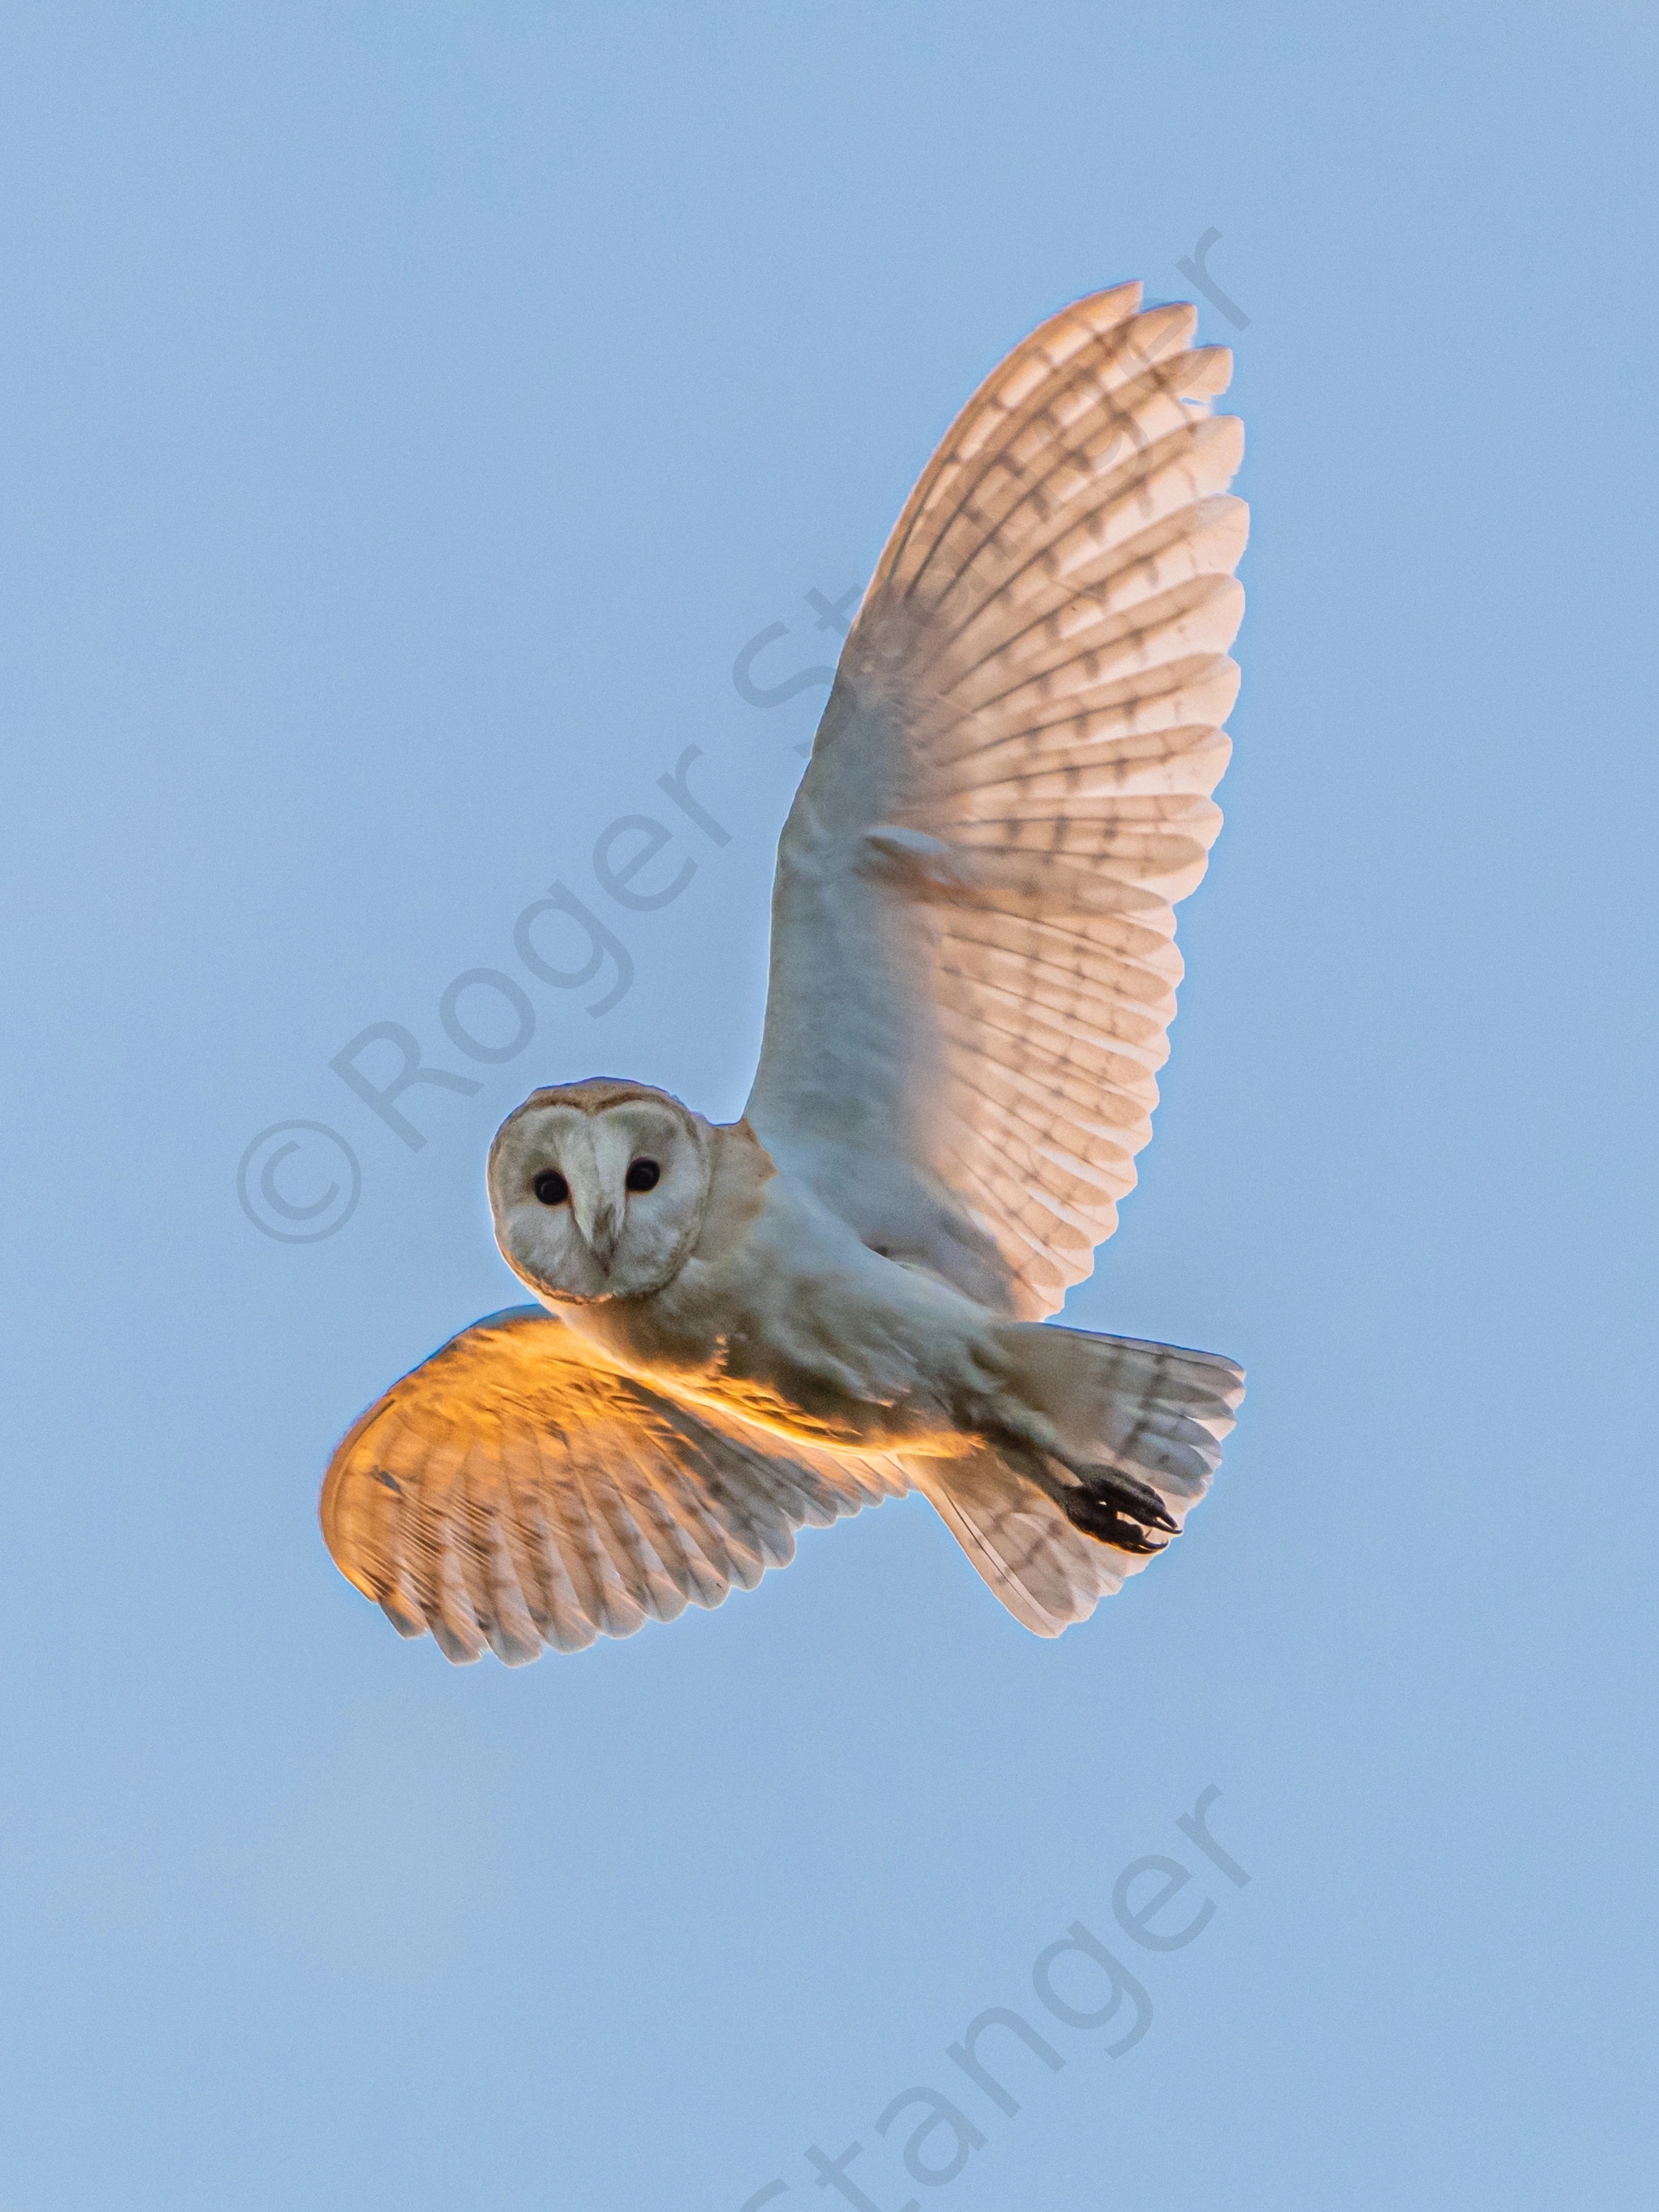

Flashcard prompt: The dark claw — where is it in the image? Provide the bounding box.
[1062,1489,1169,1554]
[1060,1466,1179,1554]
[1078,1464,1179,1534]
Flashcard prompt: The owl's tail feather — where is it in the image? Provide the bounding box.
[911,1325,1244,1637]
[999,1321,1246,1512]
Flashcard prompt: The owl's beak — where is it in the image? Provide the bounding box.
[572,1186,622,1273]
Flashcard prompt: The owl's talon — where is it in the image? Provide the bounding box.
[1061,1489,1170,1554]
[1060,1465,1179,1553]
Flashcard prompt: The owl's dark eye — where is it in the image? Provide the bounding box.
[533,1169,569,1206]
[624,1157,661,1194]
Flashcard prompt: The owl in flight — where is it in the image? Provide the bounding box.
[322,280,1249,1659]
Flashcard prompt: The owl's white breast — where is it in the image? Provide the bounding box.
[554,1120,1004,1456]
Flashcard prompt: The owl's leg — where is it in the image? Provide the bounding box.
[940,1326,1196,1554]
[953,1316,1242,1556]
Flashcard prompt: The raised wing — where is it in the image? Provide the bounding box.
[321,1307,906,1664]
[745,283,1246,1319]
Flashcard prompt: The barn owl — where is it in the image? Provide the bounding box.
[322,280,1249,1660]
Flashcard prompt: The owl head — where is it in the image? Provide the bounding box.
[487,1078,714,1304]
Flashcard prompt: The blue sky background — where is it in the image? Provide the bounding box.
[2,5,1656,2207]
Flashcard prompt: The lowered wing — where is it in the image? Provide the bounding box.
[321,1306,905,1664]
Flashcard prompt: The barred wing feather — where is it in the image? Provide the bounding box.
[321,1307,906,1664]
[746,283,1246,1319]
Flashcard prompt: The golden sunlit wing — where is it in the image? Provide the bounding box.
[747,282,1246,1318]
[321,1306,906,1665]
